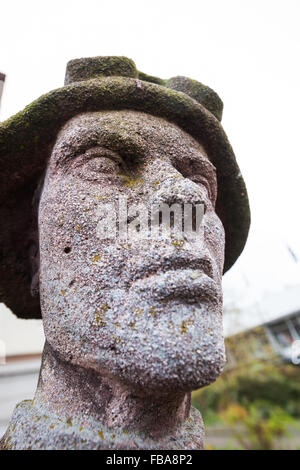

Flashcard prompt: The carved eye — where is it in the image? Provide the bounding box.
[70,147,126,179]
[172,157,217,205]
[83,156,121,174]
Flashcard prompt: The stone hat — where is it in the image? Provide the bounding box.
[0,56,250,319]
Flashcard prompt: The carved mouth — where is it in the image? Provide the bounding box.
[134,269,219,303]
[130,248,220,305]
[132,254,215,282]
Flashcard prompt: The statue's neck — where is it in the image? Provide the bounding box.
[34,341,191,439]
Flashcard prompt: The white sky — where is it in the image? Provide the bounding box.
[1,0,300,323]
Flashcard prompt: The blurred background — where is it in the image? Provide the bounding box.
[0,0,300,449]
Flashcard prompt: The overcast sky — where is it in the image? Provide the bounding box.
[1,0,300,316]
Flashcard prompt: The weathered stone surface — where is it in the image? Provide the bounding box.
[0,57,250,450]
[64,56,138,85]
[166,76,223,121]
[0,399,204,450]
[0,56,250,320]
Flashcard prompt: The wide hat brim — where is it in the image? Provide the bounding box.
[0,76,250,319]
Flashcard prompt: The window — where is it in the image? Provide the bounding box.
[269,321,294,348]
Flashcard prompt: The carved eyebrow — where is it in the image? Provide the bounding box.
[191,147,217,172]
[173,150,216,179]
[55,126,147,164]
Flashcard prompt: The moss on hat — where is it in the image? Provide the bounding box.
[0,56,250,319]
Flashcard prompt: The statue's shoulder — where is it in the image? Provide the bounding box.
[0,400,108,450]
[0,400,205,450]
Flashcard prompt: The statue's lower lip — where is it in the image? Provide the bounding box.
[132,269,220,303]
[132,256,215,281]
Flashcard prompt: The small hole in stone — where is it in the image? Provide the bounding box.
[64,246,71,254]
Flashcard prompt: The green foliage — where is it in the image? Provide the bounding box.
[221,400,297,450]
[192,359,300,449]
[192,361,300,421]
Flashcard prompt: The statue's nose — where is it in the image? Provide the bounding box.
[148,176,206,238]
[150,176,207,209]
[144,158,207,207]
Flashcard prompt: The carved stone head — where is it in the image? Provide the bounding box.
[39,109,226,392]
[0,57,250,449]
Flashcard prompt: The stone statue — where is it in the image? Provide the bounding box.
[0,57,250,450]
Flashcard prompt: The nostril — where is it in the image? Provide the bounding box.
[64,246,71,254]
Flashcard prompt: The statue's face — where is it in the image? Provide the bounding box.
[39,110,225,393]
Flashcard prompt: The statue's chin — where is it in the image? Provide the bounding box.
[46,318,225,394]
[74,344,226,395]
[121,371,224,396]
[127,357,225,394]
[114,329,226,393]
